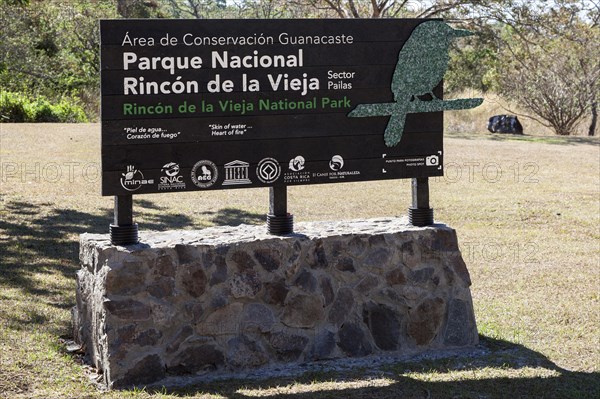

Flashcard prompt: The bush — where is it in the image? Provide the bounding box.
[33,99,61,122]
[51,100,88,123]
[0,91,33,122]
[0,91,88,123]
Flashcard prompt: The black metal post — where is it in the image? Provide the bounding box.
[109,195,139,245]
[408,177,434,226]
[267,186,293,235]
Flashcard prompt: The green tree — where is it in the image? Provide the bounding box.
[278,0,504,19]
[445,30,501,94]
[160,0,227,18]
[0,0,119,118]
[493,1,599,135]
[230,0,299,18]
[117,0,164,17]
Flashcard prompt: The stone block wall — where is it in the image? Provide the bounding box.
[73,218,478,389]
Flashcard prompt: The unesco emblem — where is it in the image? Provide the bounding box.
[256,158,281,184]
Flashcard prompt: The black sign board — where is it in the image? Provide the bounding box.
[100,19,445,196]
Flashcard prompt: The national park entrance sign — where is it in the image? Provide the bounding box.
[100,19,482,244]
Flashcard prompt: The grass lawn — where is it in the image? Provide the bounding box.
[0,123,599,398]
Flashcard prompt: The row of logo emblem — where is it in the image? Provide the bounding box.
[120,155,346,191]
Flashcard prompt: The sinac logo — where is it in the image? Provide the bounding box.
[159,162,185,190]
[161,162,180,177]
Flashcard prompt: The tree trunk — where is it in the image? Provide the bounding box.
[589,101,597,137]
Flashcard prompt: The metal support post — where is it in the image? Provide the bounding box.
[267,186,293,235]
[408,177,434,226]
[109,195,139,245]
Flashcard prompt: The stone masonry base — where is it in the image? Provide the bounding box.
[73,218,478,389]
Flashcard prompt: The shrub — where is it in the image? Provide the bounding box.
[0,91,88,123]
[32,99,61,122]
[51,99,88,123]
[0,91,33,122]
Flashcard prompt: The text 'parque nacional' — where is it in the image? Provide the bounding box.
[122,49,315,95]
